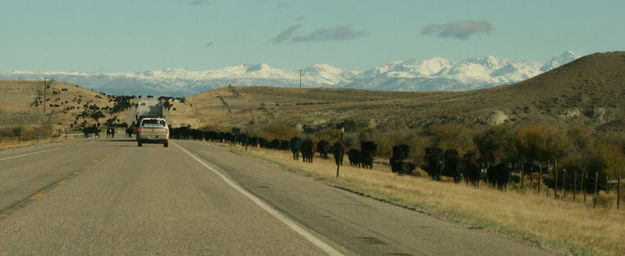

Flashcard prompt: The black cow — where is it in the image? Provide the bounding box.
[443,149,464,183]
[424,147,444,180]
[301,139,316,163]
[317,140,331,159]
[332,142,346,166]
[391,144,410,161]
[463,151,481,186]
[360,141,377,169]
[289,137,302,160]
[348,149,361,167]
[390,144,414,175]
[106,127,115,138]
[83,125,100,138]
[391,161,416,175]
[488,162,511,190]
[126,126,134,137]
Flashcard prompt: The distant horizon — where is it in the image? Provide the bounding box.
[2,1,623,73]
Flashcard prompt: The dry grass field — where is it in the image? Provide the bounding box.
[229,143,624,256]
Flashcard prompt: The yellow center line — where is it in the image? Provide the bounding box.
[83,165,91,169]
[73,171,80,176]
[31,194,44,200]
[92,159,98,163]
[0,214,7,219]
[58,180,66,184]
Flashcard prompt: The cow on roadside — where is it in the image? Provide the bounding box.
[463,151,481,186]
[317,140,331,159]
[424,147,444,180]
[390,144,414,175]
[348,149,361,167]
[290,137,302,160]
[106,127,115,138]
[443,149,464,183]
[488,162,511,190]
[360,141,377,169]
[301,139,316,163]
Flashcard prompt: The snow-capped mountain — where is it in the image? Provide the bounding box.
[0,51,579,96]
[345,55,544,91]
[540,51,579,72]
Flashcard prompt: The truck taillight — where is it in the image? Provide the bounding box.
[165,128,169,133]
[137,128,142,133]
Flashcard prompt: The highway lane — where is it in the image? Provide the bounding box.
[177,140,553,256]
[0,138,554,255]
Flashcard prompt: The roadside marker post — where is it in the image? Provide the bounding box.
[336,127,344,178]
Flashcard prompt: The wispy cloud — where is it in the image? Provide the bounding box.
[421,20,492,39]
[291,26,369,42]
[188,0,211,5]
[204,41,214,48]
[293,16,304,22]
[272,24,303,43]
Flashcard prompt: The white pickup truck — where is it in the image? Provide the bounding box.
[137,117,169,147]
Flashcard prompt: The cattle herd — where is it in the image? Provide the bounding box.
[166,127,611,193]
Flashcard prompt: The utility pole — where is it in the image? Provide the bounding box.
[298,69,302,116]
[43,78,47,115]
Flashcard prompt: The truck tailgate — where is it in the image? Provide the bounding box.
[140,127,167,139]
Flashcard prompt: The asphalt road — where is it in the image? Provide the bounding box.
[0,137,554,255]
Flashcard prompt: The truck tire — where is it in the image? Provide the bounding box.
[163,142,168,148]
[138,141,142,147]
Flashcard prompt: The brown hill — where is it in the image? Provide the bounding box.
[170,51,625,134]
[0,80,131,132]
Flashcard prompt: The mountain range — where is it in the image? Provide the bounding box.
[0,51,579,97]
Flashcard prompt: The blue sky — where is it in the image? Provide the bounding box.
[1,0,623,73]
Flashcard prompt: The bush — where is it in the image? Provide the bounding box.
[358,128,380,142]
[261,124,296,140]
[427,123,475,153]
[314,129,342,142]
[515,125,570,163]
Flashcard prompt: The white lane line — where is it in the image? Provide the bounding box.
[0,148,62,162]
[173,141,344,256]
[0,140,92,162]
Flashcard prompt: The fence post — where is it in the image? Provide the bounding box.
[563,168,567,200]
[593,172,599,209]
[538,163,543,195]
[18,128,21,144]
[618,170,621,210]
[521,165,524,190]
[530,169,534,192]
[583,171,587,203]
[555,166,559,198]
[573,170,577,200]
